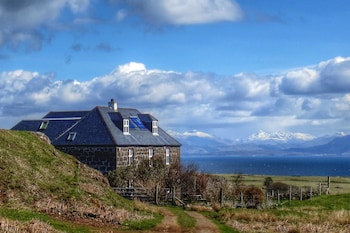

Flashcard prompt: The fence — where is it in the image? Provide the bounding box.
[113,176,332,209]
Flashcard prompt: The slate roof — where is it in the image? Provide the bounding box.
[12,106,181,147]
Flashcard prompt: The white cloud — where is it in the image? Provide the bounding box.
[2,57,350,139]
[0,0,90,50]
[125,0,243,25]
[280,57,350,95]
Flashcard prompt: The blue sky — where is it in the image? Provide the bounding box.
[1,0,350,140]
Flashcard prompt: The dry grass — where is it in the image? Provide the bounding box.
[0,130,153,229]
[0,217,60,233]
[220,174,350,194]
[221,208,350,233]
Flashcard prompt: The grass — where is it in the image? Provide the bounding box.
[0,130,156,231]
[202,211,240,233]
[220,174,350,194]
[167,206,196,229]
[0,208,91,233]
[207,193,350,233]
[123,213,163,230]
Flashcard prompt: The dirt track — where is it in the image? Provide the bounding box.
[144,208,220,233]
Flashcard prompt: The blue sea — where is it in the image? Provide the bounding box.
[181,155,350,176]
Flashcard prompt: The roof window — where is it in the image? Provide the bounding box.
[39,120,49,130]
[130,116,146,129]
[67,132,77,141]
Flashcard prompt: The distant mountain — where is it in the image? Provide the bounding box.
[247,130,315,144]
[290,134,350,155]
[170,130,349,156]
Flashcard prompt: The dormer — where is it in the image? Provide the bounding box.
[138,113,159,136]
[123,118,130,135]
[152,120,158,135]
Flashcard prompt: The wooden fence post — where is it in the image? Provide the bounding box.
[319,183,322,195]
[154,185,159,205]
[327,176,331,195]
[310,186,313,199]
[172,187,176,205]
[219,188,223,207]
[289,186,292,201]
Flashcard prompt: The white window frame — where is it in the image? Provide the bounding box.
[165,148,170,165]
[152,120,158,135]
[148,148,154,167]
[128,148,134,165]
[39,120,49,130]
[67,132,77,141]
[123,119,130,135]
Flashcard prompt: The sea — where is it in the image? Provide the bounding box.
[181,155,350,176]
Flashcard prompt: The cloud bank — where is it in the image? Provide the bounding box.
[0,0,89,51]
[0,0,243,51]
[2,57,350,139]
[124,0,243,25]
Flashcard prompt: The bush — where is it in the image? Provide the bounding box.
[243,186,265,208]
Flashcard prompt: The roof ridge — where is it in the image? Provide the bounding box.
[95,107,119,145]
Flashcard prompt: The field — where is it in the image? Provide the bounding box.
[219,174,350,194]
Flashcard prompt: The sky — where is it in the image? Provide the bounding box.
[1,0,350,140]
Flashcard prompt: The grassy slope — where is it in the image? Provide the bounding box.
[0,130,150,232]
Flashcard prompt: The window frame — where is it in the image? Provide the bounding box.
[39,120,49,130]
[148,148,154,167]
[128,148,134,165]
[165,148,170,165]
[152,120,158,135]
[123,119,130,135]
[67,132,77,141]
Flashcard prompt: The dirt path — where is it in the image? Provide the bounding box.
[151,208,181,233]
[148,208,220,233]
[185,211,220,233]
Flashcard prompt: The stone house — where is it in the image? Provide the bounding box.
[12,99,181,174]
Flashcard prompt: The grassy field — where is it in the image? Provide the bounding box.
[206,193,350,233]
[218,174,350,194]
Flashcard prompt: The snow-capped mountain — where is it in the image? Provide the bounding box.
[247,130,315,143]
[170,130,349,156]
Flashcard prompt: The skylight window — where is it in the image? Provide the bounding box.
[67,132,77,141]
[39,120,49,130]
[130,116,146,129]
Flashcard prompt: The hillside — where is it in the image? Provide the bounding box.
[0,130,147,231]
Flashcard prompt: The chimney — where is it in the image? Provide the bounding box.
[108,98,118,111]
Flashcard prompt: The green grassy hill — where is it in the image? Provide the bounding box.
[0,130,151,232]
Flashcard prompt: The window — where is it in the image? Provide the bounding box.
[148,148,154,167]
[123,119,130,134]
[165,148,170,165]
[152,120,158,135]
[39,120,49,130]
[67,132,77,141]
[130,116,146,129]
[128,148,134,165]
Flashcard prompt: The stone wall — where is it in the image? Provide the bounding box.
[57,146,117,174]
[57,145,181,173]
[116,146,180,167]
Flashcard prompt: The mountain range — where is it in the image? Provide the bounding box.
[169,130,350,156]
